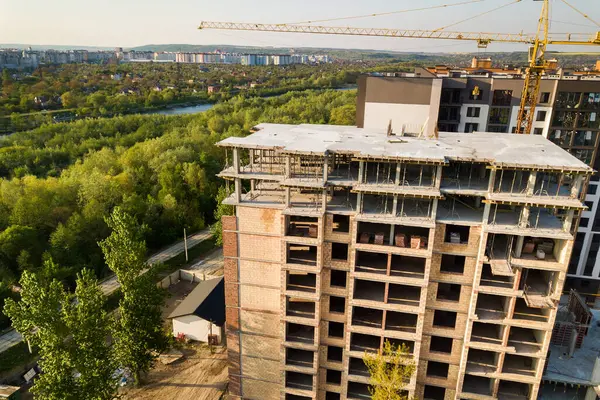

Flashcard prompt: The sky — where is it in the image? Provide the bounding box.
[1,0,600,53]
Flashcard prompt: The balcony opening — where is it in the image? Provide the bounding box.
[441,162,489,192]
[287,243,318,266]
[445,224,470,244]
[363,160,398,185]
[436,283,461,302]
[328,321,344,339]
[286,322,315,344]
[286,395,312,400]
[286,297,315,319]
[430,336,453,354]
[424,385,447,400]
[427,361,449,378]
[289,154,324,181]
[390,254,426,279]
[471,322,503,346]
[349,357,369,377]
[356,250,388,275]
[286,348,314,368]
[289,188,324,211]
[508,327,544,354]
[438,195,485,225]
[516,237,559,262]
[353,279,385,302]
[440,254,466,274]
[386,338,415,355]
[285,371,313,391]
[493,169,530,195]
[433,310,457,329]
[329,155,359,182]
[462,375,494,397]
[330,270,348,288]
[467,349,499,376]
[327,187,357,212]
[325,392,341,400]
[513,298,550,324]
[488,203,523,228]
[352,306,383,329]
[362,193,394,216]
[497,380,531,399]
[287,215,319,238]
[326,369,342,385]
[332,214,350,233]
[399,163,436,187]
[528,206,570,232]
[239,179,285,205]
[475,294,508,322]
[327,346,343,362]
[502,354,537,377]
[357,222,429,249]
[287,272,316,293]
[519,268,555,298]
[347,381,373,400]
[329,296,346,314]
[350,333,380,353]
[396,198,435,219]
[385,311,418,333]
[388,283,421,307]
[480,263,513,289]
[534,171,571,198]
[331,242,349,261]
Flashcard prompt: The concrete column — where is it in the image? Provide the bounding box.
[323,155,329,182]
[234,178,241,203]
[526,171,537,196]
[395,162,401,185]
[563,209,575,232]
[431,198,439,220]
[285,156,291,178]
[572,175,584,198]
[250,179,255,191]
[357,192,363,213]
[389,225,395,246]
[515,236,524,258]
[519,207,530,228]
[285,187,291,207]
[358,161,365,184]
[233,147,240,174]
[482,203,491,226]
[435,165,443,188]
[488,169,496,192]
[392,195,398,217]
[322,190,327,210]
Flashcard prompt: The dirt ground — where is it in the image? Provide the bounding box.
[122,344,228,400]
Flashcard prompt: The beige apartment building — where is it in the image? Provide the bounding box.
[218,123,592,400]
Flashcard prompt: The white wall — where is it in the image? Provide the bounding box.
[363,103,431,134]
[507,105,553,136]
[458,104,490,133]
[172,314,223,343]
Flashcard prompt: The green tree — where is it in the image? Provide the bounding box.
[3,267,118,400]
[363,340,416,400]
[211,186,234,246]
[329,104,356,125]
[99,207,167,385]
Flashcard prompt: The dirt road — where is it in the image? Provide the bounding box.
[122,345,227,400]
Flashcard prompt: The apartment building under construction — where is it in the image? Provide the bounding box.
[219,123,592,400]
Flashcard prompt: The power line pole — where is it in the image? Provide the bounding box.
[184,228,188,262]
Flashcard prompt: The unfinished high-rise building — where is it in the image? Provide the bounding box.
[219,123,592,400]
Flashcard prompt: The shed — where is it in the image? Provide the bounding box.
[0,385,21,400]
[169,277,225,344]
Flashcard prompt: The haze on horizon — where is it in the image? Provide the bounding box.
[1,0,600,53]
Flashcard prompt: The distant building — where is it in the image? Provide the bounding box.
[169,277,225,343]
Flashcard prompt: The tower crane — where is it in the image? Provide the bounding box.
[199,0,600,134]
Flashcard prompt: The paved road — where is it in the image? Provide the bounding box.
[0,229,213,354]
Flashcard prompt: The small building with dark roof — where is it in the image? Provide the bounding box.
[168,277,225,344]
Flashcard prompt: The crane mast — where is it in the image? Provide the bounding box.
[199,0,600,134]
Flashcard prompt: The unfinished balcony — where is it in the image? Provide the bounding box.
[286,272,316,294]
[485,234,516,279]
[288,188,324,214]
[286,322,315,345]
[353,279,385,303]
[350,333,381,353]
[356,221,430,253]
[347,382,373,400]
[390,254,426,281]
[220,148,284,180]
[497,380,532,400]
[286,215,319,239]
[466,349,499,376]
[519,268,556,308]
[437,195,485,225]
[352,306,383,330]
[475,294,508,323]
[224,181,286,207]
[440,254,466,275]
[480,264,515,291]
[286,244,318,267]
[512,298,551,327]
[385,311,418,335]
[462,375,495,398]
[487,204,573,239]
[285,371,314,392]
[388,283,422,308]
[286,348,315,369]
[501,354,537,379]
[507,327,544,356]
[348,357,369,379]
[284,154,326,188]
[470,322,505,351]
[510,237,564,271]
[355,250,388,276]
[441,162,490,195]
[327,154,359,186]
[286,297,316,320]
[357,161,438,195]
[326,187,358,213]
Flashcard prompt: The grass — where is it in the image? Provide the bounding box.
[0,341,38,377]
[157,237,217,276]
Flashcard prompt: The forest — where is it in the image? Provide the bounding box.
[0,89,356,329]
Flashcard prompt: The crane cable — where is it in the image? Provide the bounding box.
[559,0,600,28]
[280,0,485,25]
[433,0,522,32]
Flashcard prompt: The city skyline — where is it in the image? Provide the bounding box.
[1,0,600,53]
